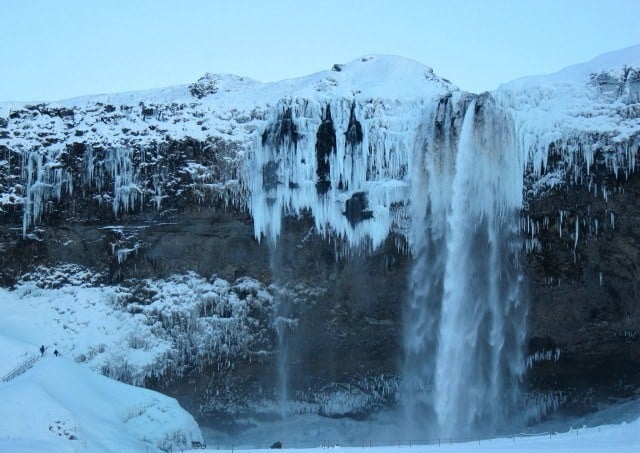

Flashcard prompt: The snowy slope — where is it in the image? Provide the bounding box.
[0,357,203,452]
[0,269,274,386]
[0,271,279,450]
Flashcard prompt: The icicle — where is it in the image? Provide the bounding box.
[21,148,73,237]
[247,98,418,249]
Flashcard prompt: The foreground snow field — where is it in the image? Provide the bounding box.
[0,358,203,452]
[197,416,640,452]
[198,421,640,453]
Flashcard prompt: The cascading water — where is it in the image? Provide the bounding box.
[401,93,462,431]
[249,86,528,438]
[403,94,527,439]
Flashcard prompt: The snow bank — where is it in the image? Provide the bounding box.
[0,282,173,384]
[0,357,203,452]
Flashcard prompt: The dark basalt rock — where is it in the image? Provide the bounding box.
[262,107,299,149]
[345,103,363,148]
[344,192,373,226]
[523,140,640,408]
[262,160,279,191]
[315,105,336,195]
[189,73,220,99]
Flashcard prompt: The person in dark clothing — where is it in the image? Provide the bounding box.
[39,345,45,357]
[54,349,59,357]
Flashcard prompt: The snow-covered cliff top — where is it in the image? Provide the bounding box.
[2,54,452,108]
[497,44,640,135]
[495,45,640,191]
[0,55,453,155]
[1,49,639,247]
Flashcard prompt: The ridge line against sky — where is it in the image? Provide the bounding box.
[1,0,639,102]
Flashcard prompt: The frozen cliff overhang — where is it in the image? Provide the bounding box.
[496,45,640,200]
[0,55,458,251]
[1,49,639,252]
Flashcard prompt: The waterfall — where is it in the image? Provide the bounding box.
[273,290,291,420]
[401,94,460,432]
[251,93,527,437]
[404,95,527,438]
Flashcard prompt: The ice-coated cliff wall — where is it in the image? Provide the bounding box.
[1,48,639,435]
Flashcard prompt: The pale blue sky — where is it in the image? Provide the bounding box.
[1,0,639,102]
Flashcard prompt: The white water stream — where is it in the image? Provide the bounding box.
[404,96,527,438]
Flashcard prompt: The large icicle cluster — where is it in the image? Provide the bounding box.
[247,97,429,248]
[21,148,73,236]
[240,55,454,249]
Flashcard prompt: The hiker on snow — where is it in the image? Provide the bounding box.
[39,345,45,357]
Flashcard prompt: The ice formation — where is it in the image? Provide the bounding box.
[21,149,73,236]
[247,97,427,248]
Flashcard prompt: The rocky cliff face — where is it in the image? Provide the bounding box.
[496,50,640,412]
[1,49,639,429]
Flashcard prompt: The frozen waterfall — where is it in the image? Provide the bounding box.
[403,94,526,438]
[249,93,528,437]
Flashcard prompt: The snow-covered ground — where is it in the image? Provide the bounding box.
[0,270,272,451]
[0,277,208,452]
[197,417,640,453]
[0,357,203,452]
[195,397,640,451]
